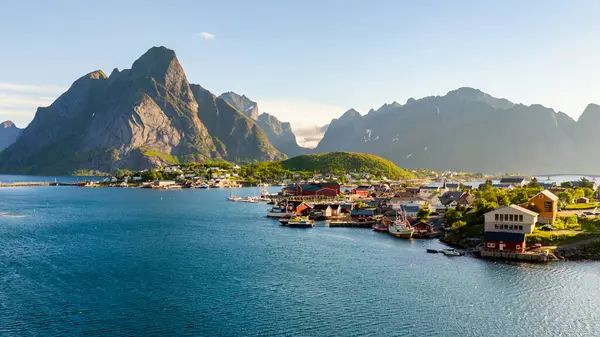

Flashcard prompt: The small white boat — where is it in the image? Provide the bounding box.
[441,249,462,256]
[267,204,293,218]
[198,183,209,189]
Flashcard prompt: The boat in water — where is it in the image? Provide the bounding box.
[267,203,293,218]
[441,248,462,256]
[387,209,414,239]
[426,249,440,254]
[198,183,209,189]
[372,219,389,233]
[287,216,315,228]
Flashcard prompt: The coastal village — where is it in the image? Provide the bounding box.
[2,161,600,262]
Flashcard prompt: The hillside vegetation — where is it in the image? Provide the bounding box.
[280,152,415,180]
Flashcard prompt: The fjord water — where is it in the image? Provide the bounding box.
[1,187,599,336]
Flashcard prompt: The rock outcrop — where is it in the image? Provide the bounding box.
[0,47,285,174]
[315,88,598,174]
[0,121,22,152]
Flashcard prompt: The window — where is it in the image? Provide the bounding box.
[519,225,523,231]
[509,225,514,230]
[504,214,509,221]
[503,224,508,230]
[509,214,514,221]
[495,224,499,229]
[539,195,543,199]
[519,215,523,222]
[544,201,552,212]
[495,214,499,221]
[487,243,496,248]
[516,244,521,249]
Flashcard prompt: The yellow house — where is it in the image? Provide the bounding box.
[526,190,558,224]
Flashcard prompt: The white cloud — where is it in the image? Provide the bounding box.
[0,82,65,94]
[256,99,347,148]
[0,93,55,108]
[196,32,215,40]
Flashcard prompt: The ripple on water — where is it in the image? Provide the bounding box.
[1,187,600,335]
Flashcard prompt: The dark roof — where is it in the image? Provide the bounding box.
[446,183,460,188]
[340,204,353,210]
[351,209,377,215]
[484,231,526,242]
[402,205,421,212]
[312,204,329,210]
[439,191,470,205]
[499,177,526,184]
[327,204,341,208]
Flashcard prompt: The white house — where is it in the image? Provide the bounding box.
[419,185,446,197]
[483,204,538,234]
[165,166,182,173]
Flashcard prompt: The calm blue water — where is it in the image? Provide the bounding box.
[1,186,600,336]
[0,174,96,183]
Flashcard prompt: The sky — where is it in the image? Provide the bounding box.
[2,0,600,146]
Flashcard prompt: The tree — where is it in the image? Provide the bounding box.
[475,199,498,217]
[416,208,431,221]
[560,181,573,189]
[528,177,539,188]
[572,189,585,199]
[498,195,511,206]
[578,177,594,189]
[444,209,462,225]
[479,180,493,191]
[557,191,572,207]
[451,220,467,230]
[581,188,594,199]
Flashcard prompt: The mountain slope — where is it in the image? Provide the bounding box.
[315,88,592,174]
[256,113,309,157]
[219,92,259,120]
[219,91,310,157]
[0,121,22,152]
[0,47,284,174]
[281,152,415,180]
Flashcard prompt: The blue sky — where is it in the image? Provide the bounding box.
[2,0,600,142]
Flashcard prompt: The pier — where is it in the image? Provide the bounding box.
[479,250,557,262]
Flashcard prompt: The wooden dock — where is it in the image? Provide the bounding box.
[479,250,557,262]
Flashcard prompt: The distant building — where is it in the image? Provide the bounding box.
[492,183,515,191]
[283,183,340,197]
[576,197,590,204]
[445,183,460,192]
[483,204,539,253]
[499,177,527,187]
[401,205,422,219]
[525,190,558,224]
[571,180,598,191]
[352,185,372,197]
[439,192,474,208]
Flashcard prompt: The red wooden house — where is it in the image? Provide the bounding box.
[352,185,372,197]
[283,183,340,197]
[484,231,526,253]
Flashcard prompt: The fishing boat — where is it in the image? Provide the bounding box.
[387,209,414,239]
[267,203,293,218]
[372,219,389,233]
[287,216,315,228]
[441,248,462,256]
[198,183,209,189]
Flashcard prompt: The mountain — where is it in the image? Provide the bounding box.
[219,92,259,120]
[0,47,284,174]
[315,87,597,174]
[0,121,22,152]
[219,91,310,157]
[281,152,416,180]
[256,113,309,157]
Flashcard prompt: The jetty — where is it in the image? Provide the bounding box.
[478,250,558,262]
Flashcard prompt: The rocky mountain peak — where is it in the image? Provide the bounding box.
[1,120,16,129]
[219,91,259,120]
[340,108,361,119]
[578,103,600,123]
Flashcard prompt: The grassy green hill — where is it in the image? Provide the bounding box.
[280,152,415,180]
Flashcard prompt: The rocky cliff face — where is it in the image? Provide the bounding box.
[0,47,285,174]
[0,121,22,152]
[315,87,597,174]
[219,91,310,157]
[256,113,310,157]
[218,92,259,120]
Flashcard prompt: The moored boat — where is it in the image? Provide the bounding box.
[426,249,440,253]
[441,248,462,256]
[287,216,315,228]
[267,203,293,218]
[372,219,389,233]
[198,183,209,189]
[387,209,414,239]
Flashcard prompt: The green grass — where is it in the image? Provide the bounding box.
[564,202,600,210]
[527,231,600,246]
[280,152,415,180]
[140,148,179,165]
